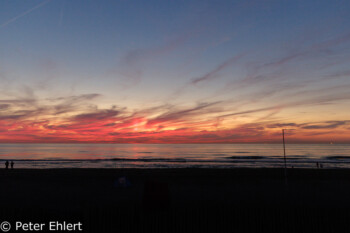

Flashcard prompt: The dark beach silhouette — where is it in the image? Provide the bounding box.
[143,181,170,211]
[1,168,350,233]
[5,161,9,169]
[11,161,14,169]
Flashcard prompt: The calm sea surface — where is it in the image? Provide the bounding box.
[0,143,349,169]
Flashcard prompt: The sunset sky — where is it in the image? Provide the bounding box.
[0,0,350,143]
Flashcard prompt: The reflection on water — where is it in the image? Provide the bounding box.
[0,143,349,169]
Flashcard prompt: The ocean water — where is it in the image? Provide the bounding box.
[0,143,349,169]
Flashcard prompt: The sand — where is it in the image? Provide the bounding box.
[1,168,350,232]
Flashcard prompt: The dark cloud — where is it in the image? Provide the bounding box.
[0,98,37,107]
[47,93,101,115]
[73,109,120,121]
[103,123,116,127]
[266,123,299,128]
[47,93,101,103]
[0,114,25,120]
[0,104,10,110]
[0,93,102,121]
[266,121,349,130]
[301,121,348,129]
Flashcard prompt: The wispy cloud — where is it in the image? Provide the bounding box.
[58,0,65,27]
[301,121,348,129]
[73,108,121,122]
[264,32,350,68]
[0,0,51,29]
[191,54,245,85]
[0,88,347,143]
[112,35,190,88]
[146,101,222,126]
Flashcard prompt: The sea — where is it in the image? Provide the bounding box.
[0,143,349,169]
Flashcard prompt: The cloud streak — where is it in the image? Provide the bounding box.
[0,0,51,29]
[191,54,245,85]
[0,89,348,143]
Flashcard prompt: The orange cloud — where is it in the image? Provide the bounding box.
[0,93,349,143]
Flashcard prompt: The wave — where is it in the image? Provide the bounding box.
[0,157,270,164]
[271,156,304,160]
[0,158,188,163]
[325,156,350,160]
[228,156,265,159]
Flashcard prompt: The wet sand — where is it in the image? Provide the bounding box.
[1,168,350,232]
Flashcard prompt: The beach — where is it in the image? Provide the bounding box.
[1,168,350,232]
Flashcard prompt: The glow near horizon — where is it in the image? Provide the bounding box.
[0,0,350,143]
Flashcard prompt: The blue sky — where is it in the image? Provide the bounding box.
[0,0,350,143]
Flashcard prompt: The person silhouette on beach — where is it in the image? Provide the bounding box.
[11,161,14,169]
[5,161,9,169]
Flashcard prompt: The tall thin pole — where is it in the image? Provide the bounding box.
[282,129,287,183]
